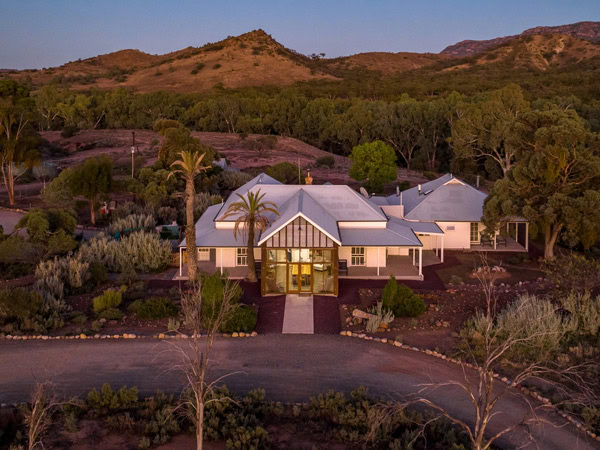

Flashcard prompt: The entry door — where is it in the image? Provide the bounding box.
[287,263,312,293]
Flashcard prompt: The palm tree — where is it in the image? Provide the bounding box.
[169,151,208,280]
[222,189,279,282]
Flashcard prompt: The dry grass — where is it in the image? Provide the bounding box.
[326,51,446,75]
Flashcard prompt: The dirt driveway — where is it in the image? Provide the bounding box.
[0,336,596,450]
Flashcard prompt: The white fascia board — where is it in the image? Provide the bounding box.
[257,211,341,246]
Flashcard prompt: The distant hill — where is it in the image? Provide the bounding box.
[442,34,600,72]
[320,51,447,75]
[3,22,600,94]
[442,21,600,57]
[8,30,337,93]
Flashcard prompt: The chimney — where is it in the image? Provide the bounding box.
[476,175,480,189]
[304,170,313,185]
[396,185,400,197]
[418,184,422,195]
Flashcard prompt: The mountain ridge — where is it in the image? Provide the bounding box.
[3,23,600,93]
[441,21,600,57]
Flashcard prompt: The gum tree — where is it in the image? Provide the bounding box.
[483,107,600,258]
[0,80,40,205]
[349,140,397,193]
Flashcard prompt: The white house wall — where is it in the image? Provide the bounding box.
[216,248,236,267]
[435,222,478,249]
[366,247,387,267]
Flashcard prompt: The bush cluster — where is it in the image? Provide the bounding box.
[315,155,335,168]
[93,286,126,315]
[0,287,64,334]
[200,273,256,332]
[79,231,172,273]
[382,276,426,317]
[128,297,178,320]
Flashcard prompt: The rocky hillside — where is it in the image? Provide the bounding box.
[442,21,600,57]
[443,34,600,72]
[7,30,336,93]
[320,51,446,75]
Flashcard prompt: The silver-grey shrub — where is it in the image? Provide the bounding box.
[462,294,569,363]
[560,292,600,337]
[194,193,223,218]
[119,231,172,273]
[221,171,253,190]
[34,253,88,313]
[107,214,156,236]
[80,231,171,273]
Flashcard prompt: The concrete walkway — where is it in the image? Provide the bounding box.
[282,294,314,334]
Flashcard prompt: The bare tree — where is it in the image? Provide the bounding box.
[401,257,594,450]
[170,277,241,450]
[23,381,60,450]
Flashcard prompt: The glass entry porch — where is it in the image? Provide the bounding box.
[260,217,339,296]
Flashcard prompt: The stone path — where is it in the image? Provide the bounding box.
[282,294,314,334]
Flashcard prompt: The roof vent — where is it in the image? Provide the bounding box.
[424,189,433,195]
[359,187,369,198]
[396,185,400,197]
[258,174,263,184]
[418,184,422,195]
[476,175,480,189]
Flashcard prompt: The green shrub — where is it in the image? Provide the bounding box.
[382,276,425,317]
[449,275,464,285]
[71,312,88,325]
[128,297,178,320]
[201,273,243,329]
[396,180,410,191]
[544,254,600,294]
[89,262,107,286]
[221,306,257,333]
[61,125,79,138]
[315,155,335,168]
[256,135,277,149]
[87,384,139,413]
[98,307,123,321]
[93,286,126,314]
[422,171,437,180]
[0,287,63,333]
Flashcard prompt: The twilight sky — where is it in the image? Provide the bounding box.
[1,0,599,69]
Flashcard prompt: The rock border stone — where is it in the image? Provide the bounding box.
[339,330,600,442]
[0,331,258,341]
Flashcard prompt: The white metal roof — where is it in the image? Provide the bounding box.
[340,221,422,247]
[218,181,387,222]
[257,189,341,245]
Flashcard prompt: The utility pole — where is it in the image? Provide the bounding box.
[131,131,136,178]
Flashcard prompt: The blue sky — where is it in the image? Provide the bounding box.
[1,0,599,69]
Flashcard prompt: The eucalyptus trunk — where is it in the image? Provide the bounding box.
[186,179,197,280]
[246,217,257,282]
[544,224,562,259]
[2,163,16,206]
[89,197,96,225]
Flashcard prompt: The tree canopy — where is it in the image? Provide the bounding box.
[483,107,600,258]
[349,140,397,193]
[67,156,113,224]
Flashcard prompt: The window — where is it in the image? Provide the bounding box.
[470,223,480,243]
[351,247,365,266]
[236,248,248,266]
[197,248,210,261]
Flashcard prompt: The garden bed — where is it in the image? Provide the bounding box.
[339,279,554,353]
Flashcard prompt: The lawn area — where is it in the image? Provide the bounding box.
[435,251,545,286]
